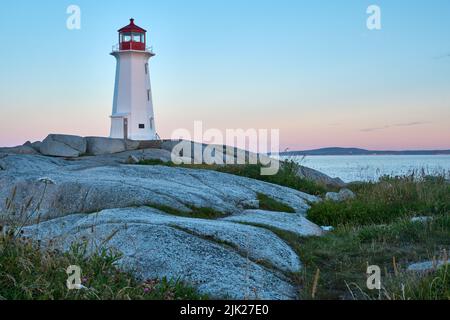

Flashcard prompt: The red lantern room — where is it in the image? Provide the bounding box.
[118,18,147,51]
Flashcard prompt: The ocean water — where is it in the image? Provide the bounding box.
[283,155,450,183]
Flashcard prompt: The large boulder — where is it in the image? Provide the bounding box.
[124,139,140,151]
[296,165,346,188]
[161,140,275,166]
[24,207,301,273]
[0,154,318,225]
[40,134,86,158]
[78,148,173,166]
[23,141,42,153]
[22,207,299,299]
[161,140,205,163]
[0,145,38,155]
[86,137,127,155]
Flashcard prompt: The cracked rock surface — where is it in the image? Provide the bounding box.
[223,209,324,237]
[0,153,323,299]
[0,154,318,223]
[22,207,301,299]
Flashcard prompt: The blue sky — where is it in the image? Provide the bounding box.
[0,0,449,149]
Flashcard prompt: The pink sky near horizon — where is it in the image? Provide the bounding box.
[1,76,449,151]
[1,98,449,151]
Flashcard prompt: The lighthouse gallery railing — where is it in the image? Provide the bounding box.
[112,43,154,53]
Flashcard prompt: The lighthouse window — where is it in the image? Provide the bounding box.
[145,63,148,74]
[122,33,132,42]
[147,89,150,101]
[132,34,143,43]
[139,124,145,129]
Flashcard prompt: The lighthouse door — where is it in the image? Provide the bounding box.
[123,118,128,139]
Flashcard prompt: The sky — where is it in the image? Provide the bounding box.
[0,0,449,150]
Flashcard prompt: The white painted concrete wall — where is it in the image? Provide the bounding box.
[110,50,156,140]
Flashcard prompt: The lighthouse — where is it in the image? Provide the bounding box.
[110,19,157,140]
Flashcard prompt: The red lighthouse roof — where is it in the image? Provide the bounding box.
[118,18,146,33]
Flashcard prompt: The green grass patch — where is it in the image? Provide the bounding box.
[217,161,328,196]
[138,159,328,196]
[139,159,176,166]
[257,193,296,213]
[307,175,450,227]
[269,214,450,300]
[147,203,225,219]
[0,234,207,300]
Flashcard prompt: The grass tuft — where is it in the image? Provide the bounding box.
[147,203,226,219]
[257,193,296,213]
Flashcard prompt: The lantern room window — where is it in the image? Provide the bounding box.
[120,33,143,43]
[122,33,132,42]
[132,34,144,43]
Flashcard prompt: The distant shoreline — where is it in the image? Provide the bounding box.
[278,147,450,157]
[280,153,450,156]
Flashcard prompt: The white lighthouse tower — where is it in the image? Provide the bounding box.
[110,19,157,140]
